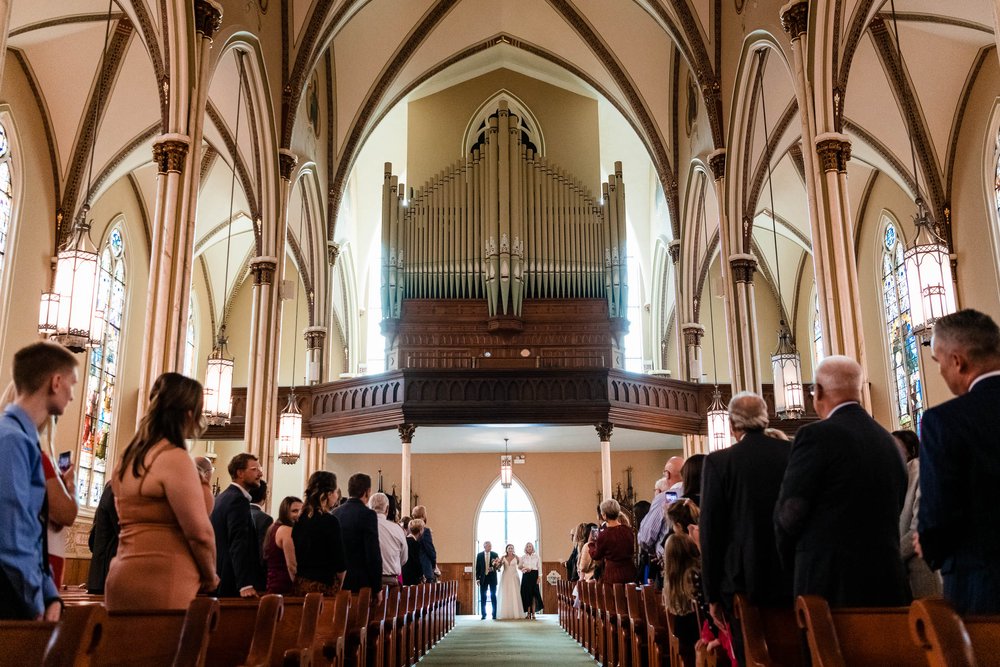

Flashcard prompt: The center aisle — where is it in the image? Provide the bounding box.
[420,614,598,665]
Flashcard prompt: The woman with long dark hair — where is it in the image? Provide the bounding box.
[264,495,303,594]
[105,373,218,610]
[292,471,347,595]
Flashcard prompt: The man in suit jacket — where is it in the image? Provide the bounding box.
[249,479,272,591]
[775,355,909,607]
[919,309,1000,614]
[475,541,499,619]
[211,453,264,597]
[701,391,791,664]
[332,473,382,595]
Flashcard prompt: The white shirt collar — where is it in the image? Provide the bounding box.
[828,401,859,417]
[969,370,1000,391]
[230,482,251,501]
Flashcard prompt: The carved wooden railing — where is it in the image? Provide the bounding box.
[205,370,817,440]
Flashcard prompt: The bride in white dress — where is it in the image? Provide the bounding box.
[497,544,525,620]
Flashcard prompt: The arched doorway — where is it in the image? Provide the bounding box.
[473,476,540,616]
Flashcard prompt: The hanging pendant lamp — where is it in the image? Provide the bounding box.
[500,437,513,488]
[699,173,731,450]
[278,184,308,465]
[755,49,805,419]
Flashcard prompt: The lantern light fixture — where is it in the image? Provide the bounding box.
[38,0,116,352]
[278,181,308,465]
[203,51,247,425]
[500,437,513,488]
[888,0,956,338]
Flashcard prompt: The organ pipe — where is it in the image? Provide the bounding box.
[380,101,628,318]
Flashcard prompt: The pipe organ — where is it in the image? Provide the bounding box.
[381,101,628,322]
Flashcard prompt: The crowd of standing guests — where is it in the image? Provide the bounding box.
[559,309,1000,666]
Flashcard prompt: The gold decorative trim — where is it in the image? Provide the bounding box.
[780,1,809,39]
[153,136,190,174]
[682,324,705,346]
[815,135,851,173]
[304,326,327,350]
[730,255,758,284]
[250,256,278,286]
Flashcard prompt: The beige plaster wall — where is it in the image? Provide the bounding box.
[406,68,600,193]
[323,448,678,564]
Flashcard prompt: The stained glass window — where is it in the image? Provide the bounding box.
[813,291,824,370]
[78,227,126,509]
[0,122,12,278]
[881,218,923,432]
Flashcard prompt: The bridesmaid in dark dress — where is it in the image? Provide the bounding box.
[264,495,303,594]
[588,498,636,584]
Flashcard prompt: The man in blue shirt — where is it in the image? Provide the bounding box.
[0,341,79,620]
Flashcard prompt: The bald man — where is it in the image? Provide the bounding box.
[775,356,909,607]
[638,455,685,583]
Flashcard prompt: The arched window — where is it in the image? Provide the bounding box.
[78,227,126,509]
[880,217,923,431]
[0,122,13,278]
[475,477,539,559]
[812,291,824,370]
[183,293,197,377]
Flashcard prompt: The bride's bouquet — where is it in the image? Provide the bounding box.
[490,556,502,571]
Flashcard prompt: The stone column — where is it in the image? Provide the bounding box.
[138,0,222,408]
[782,0,869,408]
[244,255,279,478]
[138,134,191,407]
[398,423,415,516]
[729,253,762,393]
[304,326,327,384]
[681,323,705,382]
[303,436,326,482]
[707,149,744,391]
[596,422,613,503]
[668,240,684,373]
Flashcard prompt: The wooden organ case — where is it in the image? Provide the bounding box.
[380,101,630,371]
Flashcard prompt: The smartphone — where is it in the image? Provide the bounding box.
[590,527,599,541]
[664,490,679,504]
[57,451,72,473]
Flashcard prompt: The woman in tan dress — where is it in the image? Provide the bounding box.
[105,373,218,611]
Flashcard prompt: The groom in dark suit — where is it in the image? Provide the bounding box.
[920,309,1000,613]
[475,541,498,619]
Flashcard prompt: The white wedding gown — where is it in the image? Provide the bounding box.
[497,556,524,620]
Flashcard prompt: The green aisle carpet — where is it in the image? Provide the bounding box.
[419,614,598,665]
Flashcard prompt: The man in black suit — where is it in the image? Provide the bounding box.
[919,309,1000,614]
[701,391,791,664]
[332,473,382,596]
[475,541,499,619]
[775,355,909,607]
[211,453,264,598]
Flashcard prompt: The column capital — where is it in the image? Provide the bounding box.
[398,423,416,444]
[668,239,681,264]
[194,0,224,39]
[304,325,327,349]
[780,0,809,40]
[708,149,727,180]
[596,422,614,442]
[729,253,757,284]
[815,132,852,173]
[278,149,298,181]
[328,240,341,267]
[152,133,191,174]
[250,255,279,285]
[681,322,705,345]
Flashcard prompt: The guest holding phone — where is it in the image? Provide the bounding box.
[588,499,636,583]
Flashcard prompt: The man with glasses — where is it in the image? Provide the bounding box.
[775,355,909,607]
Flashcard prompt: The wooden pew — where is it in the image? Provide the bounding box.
[204,594,283,667]
[795,595,922,667]
[733,593,803,667]
[614,584,633,667]
[342,588,371,667]
[93,596,220,666]
[626,585,649,667]
[0,603,105,667]
[641,585,671,667]
[665,608,695,667]
[910,597,1000,667]
[268,594,323,667]
[287,590,350,667]
[367,586,397,667]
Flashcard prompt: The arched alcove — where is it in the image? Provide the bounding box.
[473,475,539,614]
